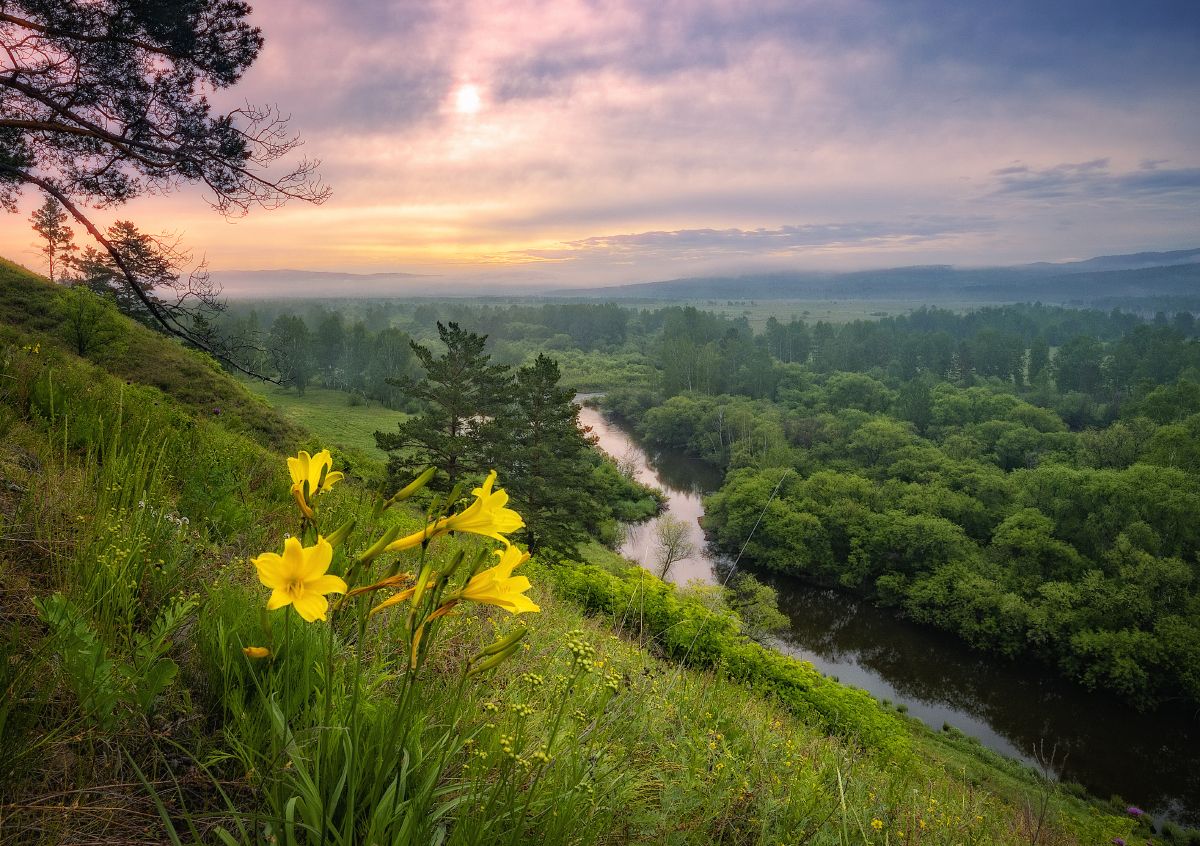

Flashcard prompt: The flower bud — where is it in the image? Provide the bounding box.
[473,626,528,660]
[325,519,355,548]
[387,467,436,506]
[357,524,402,565]
[466,642,523,676]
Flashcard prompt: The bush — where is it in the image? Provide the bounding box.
[552,562,910,755]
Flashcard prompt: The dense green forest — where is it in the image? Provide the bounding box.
[220,297,1200,709]
[605,307,1200,709]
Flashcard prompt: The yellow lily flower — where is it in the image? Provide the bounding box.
[242,646,271,659]
[385,470,524,552]
[287,449,344,518]
[459,545,540,614]
[252,536,347,622]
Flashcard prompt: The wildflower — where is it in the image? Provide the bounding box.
[242,646,271,659]
[253,536,347,622]
[458,545,539,614]
[871,819,884,831]
[1112,839,1127,846]
[1126,807,1144,818]
[287,449,344,518]
[386,471,524,551]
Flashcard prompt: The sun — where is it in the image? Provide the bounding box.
[454,84,482,115]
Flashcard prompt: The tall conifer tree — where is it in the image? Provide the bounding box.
[28,196,75,281]
[492,354,601,555]
[376,322,510,490]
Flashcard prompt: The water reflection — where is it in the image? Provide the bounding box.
[758,579,1200,824]
[579,399,1200,825]
[578,403,722,585]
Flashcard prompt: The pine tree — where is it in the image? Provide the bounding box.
[376,322,510,491]
[2,2,326,358]
[490,354,602,555]
[28,196,76,282]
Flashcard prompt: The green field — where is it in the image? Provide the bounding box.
[613,298,1004,331]
[239,379,404,459]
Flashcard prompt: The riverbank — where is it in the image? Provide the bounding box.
[577,400,1200,827]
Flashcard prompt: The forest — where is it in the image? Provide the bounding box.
[216,298,1200,710]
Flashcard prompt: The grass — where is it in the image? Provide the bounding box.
[0,258,1140,845]
[0,256,303,452]
[237,378,405,462]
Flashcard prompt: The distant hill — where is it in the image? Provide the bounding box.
[1019,247,1200,274]
[552,248,1200,304]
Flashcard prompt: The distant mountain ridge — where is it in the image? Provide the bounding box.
[550,248,1200,303]
[1019,247,1200,273]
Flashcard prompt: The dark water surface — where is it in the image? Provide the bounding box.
[578,400,1200,825]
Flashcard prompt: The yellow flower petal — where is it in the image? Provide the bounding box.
[281,536,306,573]
[252,536,347,623]
[458,546,539,615]
[252,550,288,590]
[297,537,333,581]
[440,471,524,543]
[293,593,330,622]
[287,449,343,516]
[306,574,348,595]
[242,646,271,659]
[287,451,311,488]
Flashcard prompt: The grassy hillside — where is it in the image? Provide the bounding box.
[0,260,1136,845]
[237,378,402,464]
[0,257,304,451]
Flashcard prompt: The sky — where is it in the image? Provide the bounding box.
[4,0,1200,292]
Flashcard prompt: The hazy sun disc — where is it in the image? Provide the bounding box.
[455,84,482,114]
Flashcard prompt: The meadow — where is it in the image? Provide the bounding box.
[238,378,402,461]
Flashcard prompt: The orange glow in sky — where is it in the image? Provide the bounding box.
[2,0,1197,293]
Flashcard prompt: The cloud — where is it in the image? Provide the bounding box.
[991,160,1200,200]
[4,0,1199,279]
[505,218,997,282]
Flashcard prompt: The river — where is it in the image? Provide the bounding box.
[578,400,1200,826]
